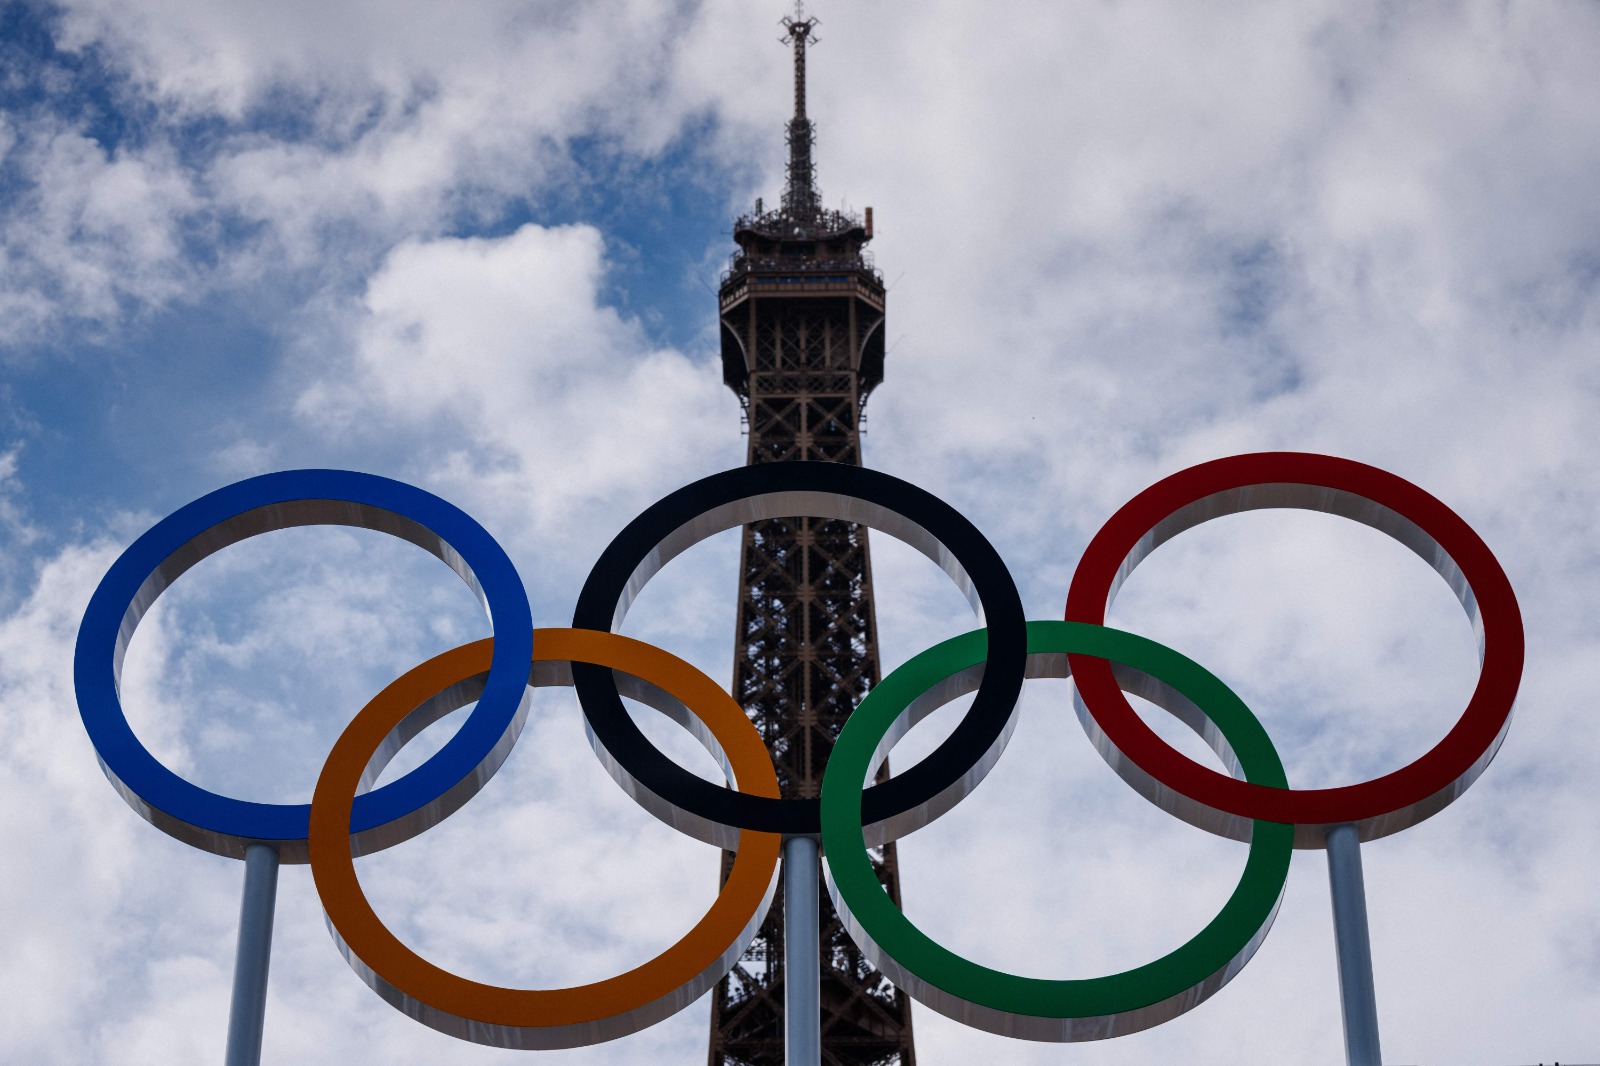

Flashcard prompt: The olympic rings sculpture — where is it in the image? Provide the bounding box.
[75,453,1523,1048]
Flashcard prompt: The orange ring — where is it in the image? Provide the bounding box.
[308,629,781,1049]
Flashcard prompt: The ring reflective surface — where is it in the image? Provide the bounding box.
[571,461,1028,845]
[73,469,534,861]
[73,452,1524,1050]
[309,629,782,1049]
[821,621,1293,1041]
[1065,452,1523,846]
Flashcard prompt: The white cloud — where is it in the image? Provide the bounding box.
[294,221,741,605]
[5,1,1600,1062]
[0,119,199,344]
[4,0,722,343]
[0,446,41,562]
[0,538,170,1063]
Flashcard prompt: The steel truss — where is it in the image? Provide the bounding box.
[709,230,912,1066]
[708,15,912,1063]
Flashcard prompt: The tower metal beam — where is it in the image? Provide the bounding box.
[708,17,914,1066]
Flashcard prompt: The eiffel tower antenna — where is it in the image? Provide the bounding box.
[779,2,821,218]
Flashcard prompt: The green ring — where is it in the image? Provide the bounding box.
[819,621,1293,1041]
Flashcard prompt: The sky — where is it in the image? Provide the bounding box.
[2,0,1598,1062]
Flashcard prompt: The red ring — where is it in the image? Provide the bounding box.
[1064,452,1523,846]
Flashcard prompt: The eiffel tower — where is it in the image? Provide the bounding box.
[707,7,915,1065]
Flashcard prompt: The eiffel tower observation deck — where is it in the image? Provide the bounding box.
[707,6,913,1065]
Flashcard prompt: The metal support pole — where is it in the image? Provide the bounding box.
[1325,824,1381,1066]
[224,843,280,1066]
[783,835,821,1066]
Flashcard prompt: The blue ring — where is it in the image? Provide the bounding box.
[74,470,533,862]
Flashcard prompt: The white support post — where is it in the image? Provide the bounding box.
[1326,824,1382,1066]
[783,835,821,1066]
[224,843,280,1066]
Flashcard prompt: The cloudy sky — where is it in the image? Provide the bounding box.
[3,1,1597,1062]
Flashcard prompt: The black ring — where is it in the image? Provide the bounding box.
[572,461,1027,839]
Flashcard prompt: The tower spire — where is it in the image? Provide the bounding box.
[780,4,820,219]
[711,12,910,1064]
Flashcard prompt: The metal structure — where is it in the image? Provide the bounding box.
[77,459,1523,1062]
[1325,824,1382,1066]
[224,844,279,1066]
[707,8,913,1065]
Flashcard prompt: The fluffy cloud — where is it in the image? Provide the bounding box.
[4,1,1599,1063]
[1,0,724,343]
[0,116,199,345]
[0,538,179,1063]
[294,221,741,607]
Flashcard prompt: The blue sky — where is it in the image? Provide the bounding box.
[3,1,1599,1063]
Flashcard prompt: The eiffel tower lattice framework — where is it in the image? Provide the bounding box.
[707,10,916,1066]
